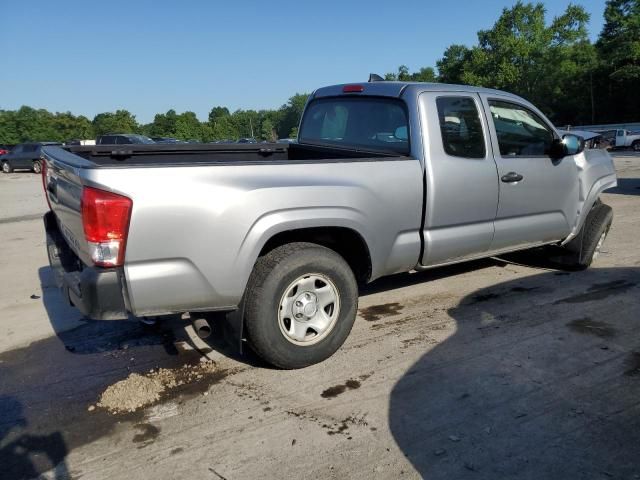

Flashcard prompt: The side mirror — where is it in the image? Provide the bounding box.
[562,134,585,156]
[549,134,585,159]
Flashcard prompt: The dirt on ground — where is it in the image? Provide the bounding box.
[97,361,218,413]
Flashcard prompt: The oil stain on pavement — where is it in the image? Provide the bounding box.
[359,303,404,321]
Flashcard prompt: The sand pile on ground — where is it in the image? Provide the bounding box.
[97,361,217,413]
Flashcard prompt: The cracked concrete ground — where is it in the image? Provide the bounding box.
[0,155,639,479]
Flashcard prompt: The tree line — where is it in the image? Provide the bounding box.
[0,0,637,145]
[0,93,308,145]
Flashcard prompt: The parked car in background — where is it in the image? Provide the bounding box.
[613,129,640,151]
[276,138,297,144]
[151,137,183,144]
[1,142,61,173]
[237,137,257,144]
[96,134,155,145]
[65,139,96,146]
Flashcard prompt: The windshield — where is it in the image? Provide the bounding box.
[299,97,410,155]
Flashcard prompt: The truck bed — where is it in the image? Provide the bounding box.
[61,142,404,168]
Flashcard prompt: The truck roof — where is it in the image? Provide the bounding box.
[313,81,524,102]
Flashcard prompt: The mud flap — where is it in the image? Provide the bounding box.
[223,297,246,354]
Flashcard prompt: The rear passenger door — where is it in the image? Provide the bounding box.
[481,96,579,251]
[419,92,499,266]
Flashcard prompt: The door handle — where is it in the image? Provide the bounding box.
[501,172,523,183]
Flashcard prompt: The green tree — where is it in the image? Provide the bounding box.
[0,110,20,144]
[436,45,472,83]
[260,118,275,141]
[53,112,94,141]
[92,110,139,136]
[208,106,230,124]
[594,0,640,122]
[277,93,309,140]
[434,2,597,124]
[175,111,203,140]
[149,109,178,137]
[385,65,437,82]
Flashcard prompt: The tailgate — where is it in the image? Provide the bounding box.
[42,147,93,266]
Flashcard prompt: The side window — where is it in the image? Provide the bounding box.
[24,144,38,153]
[100,136,116,144]
[12,145,23,154]
[489,100,555,156]
[116,136,131,145]
[436,96,486,158]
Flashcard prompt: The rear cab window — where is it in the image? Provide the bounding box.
[436,96,486,158]
[299,97,410,155]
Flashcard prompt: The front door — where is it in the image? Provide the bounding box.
[481,96,580,251]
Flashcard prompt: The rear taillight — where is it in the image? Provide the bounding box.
[41,159,52,210]
[81,187,132,267]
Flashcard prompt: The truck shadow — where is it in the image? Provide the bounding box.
[38,266,184,357]
[38,265,267,367]
[0,267,247,478]
[605,178,640,196]
[388,267,640,479]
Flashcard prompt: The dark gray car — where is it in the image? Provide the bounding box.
[1,142,60,173]
[96,134,155,145]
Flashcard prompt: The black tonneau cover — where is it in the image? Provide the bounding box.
[60,142,400,167]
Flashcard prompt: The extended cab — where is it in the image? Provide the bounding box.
[41,81,617,368]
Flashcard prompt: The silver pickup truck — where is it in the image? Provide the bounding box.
[42,81,617,368]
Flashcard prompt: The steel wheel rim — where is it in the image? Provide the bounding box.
[278,273,340,346]
[33,162,41,173]
[1,163,8,173]
[593,231,607,260]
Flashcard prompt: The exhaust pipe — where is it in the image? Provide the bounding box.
[192,317,212,339]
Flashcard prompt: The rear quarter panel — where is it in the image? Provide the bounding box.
[83,160,423,315]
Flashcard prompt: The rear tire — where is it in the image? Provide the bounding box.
[553,201,613,270]
[632,141,640,152]
[32,160,42,174]
[244,242,358,369]
[1,161,12,174]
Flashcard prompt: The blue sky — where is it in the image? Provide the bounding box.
[0,0,608,123]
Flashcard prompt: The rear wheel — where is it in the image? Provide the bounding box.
[32,160,42,174]
[632,141,640,152]
[1,161,12,174]
[552,201,613,270]
[244,242,358,369]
